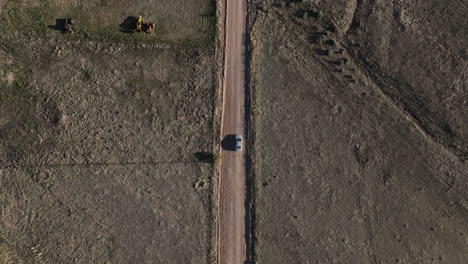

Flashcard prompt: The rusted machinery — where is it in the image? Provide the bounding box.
[64,18,74,33]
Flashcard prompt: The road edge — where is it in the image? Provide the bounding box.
[212,0,227,263]
[244,1,257,263]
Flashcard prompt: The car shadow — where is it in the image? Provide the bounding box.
[47,18,71,33]
[221,134,237,151]
[119,16,138,33]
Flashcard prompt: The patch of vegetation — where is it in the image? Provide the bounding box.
[0,0,218,59]
[0,40,58,162]
[0,67,40,161]
[184,1,217,51]
[0,1,52,37]
[213,152,220,163]
[199,10,217,48]
[64,27,152,44]
[65,1,218,50]
[172,2,216,63]
[81,69,93,81]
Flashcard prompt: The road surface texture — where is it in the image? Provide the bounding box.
[218,0,247,263]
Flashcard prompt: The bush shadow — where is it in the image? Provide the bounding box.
[194,152,215,163]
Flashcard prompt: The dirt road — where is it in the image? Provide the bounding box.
[218,0,247,263]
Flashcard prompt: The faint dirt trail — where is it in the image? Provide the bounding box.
[218,0,248,263]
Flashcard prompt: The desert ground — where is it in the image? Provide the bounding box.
[0,0,217,263]
[249,0,467,263]
[1,0,467,263]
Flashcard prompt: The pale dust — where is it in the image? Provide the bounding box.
[6,71,14,86]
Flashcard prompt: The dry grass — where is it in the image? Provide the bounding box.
[0,1,218,262]
[1,0,215,42]
[249,2,468,263]
[0,19,216,262]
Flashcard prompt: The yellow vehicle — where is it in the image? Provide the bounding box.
[135,16,154,34]
[136,16,143,32]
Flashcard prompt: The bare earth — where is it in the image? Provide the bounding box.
[218,0,248,263]
[1,0,467,263]
[249,0,468,263]
[0,0,217,261]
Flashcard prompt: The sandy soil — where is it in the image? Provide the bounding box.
[249,1,468,263]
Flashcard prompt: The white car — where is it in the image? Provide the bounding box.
[235,135,242,151]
